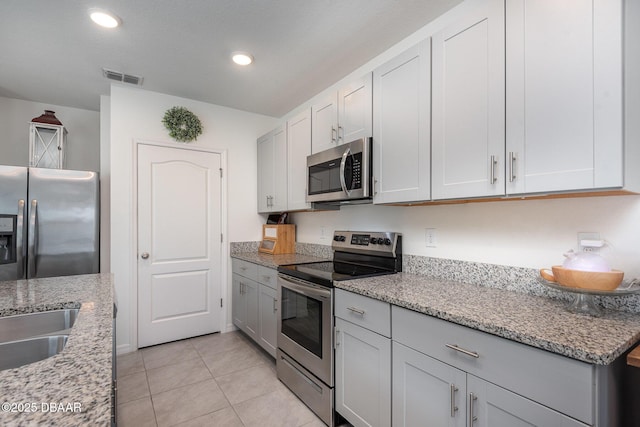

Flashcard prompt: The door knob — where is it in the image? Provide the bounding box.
[140,252,149,259]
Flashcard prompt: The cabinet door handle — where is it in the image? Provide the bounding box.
[331,126,337,143]
[450,384,459,417]
[273,298,278,313]
[334,327,340,348]
[469,392,478,425]
[338,125,344,142]
[489,155,498,184]
[347,306,365,316]
[445,343,479,359]
[508,151,517,182]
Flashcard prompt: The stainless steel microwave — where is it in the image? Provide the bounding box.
[306,137,372,204]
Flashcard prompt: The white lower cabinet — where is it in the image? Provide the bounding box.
[258,281,277,357]
[335,289,391,427]
[393,341,587,427]
[335,318,391,427]
[468,375,588,427]
[231,274,258,342]
[393,342,466,427]
[232,260,278,357]
[335,290,596,427]
[392,305,593,426]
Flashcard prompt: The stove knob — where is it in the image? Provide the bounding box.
[340,235,346,242]
[384,238,392,246]
[370,237,377,244]
[334,235,342,242]
[376,238,385,245]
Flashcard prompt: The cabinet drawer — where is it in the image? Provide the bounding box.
[392,306,594,425]
[257,266,277,290]
[335,289,391,338]
[232,259,258,281]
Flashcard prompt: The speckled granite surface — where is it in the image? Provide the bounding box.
[230,251,329,268]
[404,254,640,314]
[335,273,640,365]
[229,241,260,254]
[230,241,332,261]
[0,273,114,426]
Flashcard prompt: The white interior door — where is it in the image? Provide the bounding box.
[137,143,222,347]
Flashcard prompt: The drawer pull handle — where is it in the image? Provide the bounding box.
[445,343,479,359]
[347,306,365,316]
[469,392,478,425]
[450,384,458,417]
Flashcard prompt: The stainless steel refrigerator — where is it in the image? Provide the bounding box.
[0,166,99,281]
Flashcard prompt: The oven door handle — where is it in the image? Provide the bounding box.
[278,274,331,300]
[339,147,352,196]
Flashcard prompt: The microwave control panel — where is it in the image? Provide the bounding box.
[347,153,362,190]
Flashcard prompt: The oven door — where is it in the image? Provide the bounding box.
[306,137,370,203]
[277,273,334,386]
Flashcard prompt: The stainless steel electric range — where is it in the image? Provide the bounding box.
[276,231,402,426]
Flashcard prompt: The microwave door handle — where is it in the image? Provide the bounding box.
[339,147,352,196]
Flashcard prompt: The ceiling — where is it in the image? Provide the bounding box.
[0,0,462,118]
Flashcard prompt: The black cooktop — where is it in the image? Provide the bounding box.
[277,261,396,288]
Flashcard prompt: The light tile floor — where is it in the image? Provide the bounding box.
[116,331,326,427]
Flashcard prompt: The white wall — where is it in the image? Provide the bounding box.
[0,96,100,171]
[292,195,640,279]
[110,84,278,353]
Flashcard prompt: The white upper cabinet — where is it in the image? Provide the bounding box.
[373,40,431,204]
[257,125,287,213]
[431,0,505,200]
[287,109,312,211]
[505,0,623,195]
[311,74,372,154]
[338,74,373,144]
[311,93,338,154]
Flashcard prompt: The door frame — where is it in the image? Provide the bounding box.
[131,139,228,350]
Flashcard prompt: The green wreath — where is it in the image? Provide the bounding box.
[162,106,203,142]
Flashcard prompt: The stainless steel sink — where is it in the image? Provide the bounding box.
[0,335,69,371]
[0,309,79,343]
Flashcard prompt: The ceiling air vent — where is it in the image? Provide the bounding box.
[102,68,144,86]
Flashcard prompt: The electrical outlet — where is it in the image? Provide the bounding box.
[577,232,600,252]
[425,228,437,247]
[320,226,328,240]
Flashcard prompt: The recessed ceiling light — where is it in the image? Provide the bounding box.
[89,8,121,28]
[232,52,254,66]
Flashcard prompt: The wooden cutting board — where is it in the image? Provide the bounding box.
[627,344,640,368]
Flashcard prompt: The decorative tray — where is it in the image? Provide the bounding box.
[538,277,640,316]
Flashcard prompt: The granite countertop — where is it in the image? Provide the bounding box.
[231,252,329,269]
[336,272,640,365]
[0,273,114,426]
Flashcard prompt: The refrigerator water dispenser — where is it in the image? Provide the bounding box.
[0,214,17,264]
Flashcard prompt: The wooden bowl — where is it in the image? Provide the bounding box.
[539,266,624,291]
